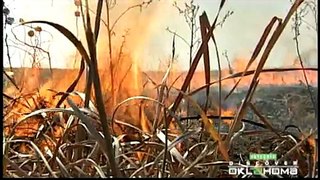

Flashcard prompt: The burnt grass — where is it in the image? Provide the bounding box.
[233,85,318,178]
[222,85,317,132]
[3,68,318,178]
[179,84,317,133]
[249,85,317,132]
[177,84,317,177]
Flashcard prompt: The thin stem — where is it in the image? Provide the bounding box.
[106,0,115,108]
[293,11,317,117]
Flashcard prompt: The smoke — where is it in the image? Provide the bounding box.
[75,0,170,70]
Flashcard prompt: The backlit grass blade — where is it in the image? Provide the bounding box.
[166,0,226,126]
[224,17,281,100]
[184,93,229,161]
[199,13,210,113]
[226,0,305,145]
[199,11,223,133]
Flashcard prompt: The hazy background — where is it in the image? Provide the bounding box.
[3,0,318,71]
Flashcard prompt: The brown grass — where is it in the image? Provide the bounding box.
[3,0,317,178]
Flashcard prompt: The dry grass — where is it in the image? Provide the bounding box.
[3,0,317,178]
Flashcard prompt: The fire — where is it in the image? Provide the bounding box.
[221,109,236,127]
[4,54,317,137]
[145,57,317,91]
[132,57,140,92]
[3,1,317,160]
[228,57,317,88]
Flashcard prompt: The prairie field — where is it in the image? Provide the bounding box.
[2,0,318,178]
